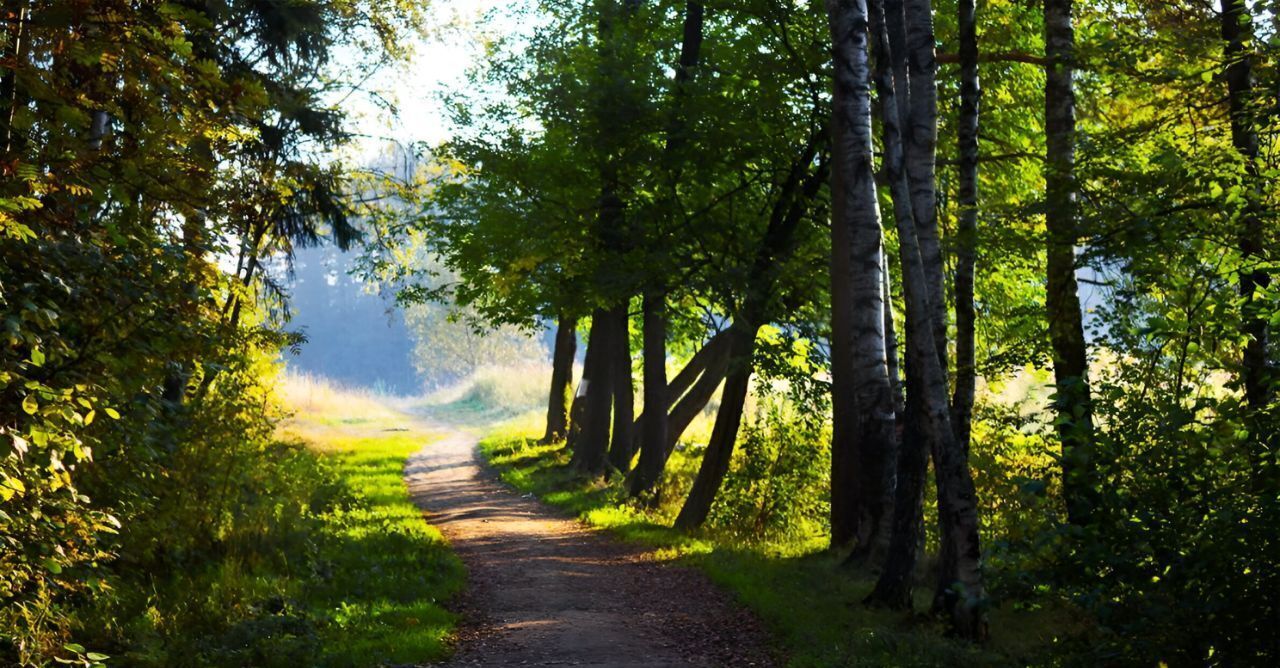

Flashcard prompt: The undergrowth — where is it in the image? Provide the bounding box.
[66,375,464,667]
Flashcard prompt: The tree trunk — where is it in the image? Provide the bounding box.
[951,0,979,464]
[1221,0,1273,488]
[1,0,28,156]
[903,0,947,373]
[629,329,730,440]
[674,324,757,530]
[1044,0,1096,526]
[826,0,900,557]
[673,124,829,531]
[571,308,614,475]
[630,292,669,495]
[608,303,636,472]
[543,313,578,443]
[864,0,987,639]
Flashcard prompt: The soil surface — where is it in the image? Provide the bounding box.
[405,427,778,667]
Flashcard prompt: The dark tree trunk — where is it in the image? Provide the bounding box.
[674,122,829,531]
[1044,0,1096,526]
[826,0,900,558]
[566,377,588,452]
[1221,0,1274,487]
[664,344,730,450]
[1,0,28,156]
[630,292,669,494]
[937,0,979,617]
[571,308,615,475]
[608,303,636,472]
[543,313,579,443]
[629,329,730,441]
[674,324,757,530]
[951,0,979,468]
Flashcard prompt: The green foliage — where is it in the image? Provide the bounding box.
[0,0,423,664]
[707,392,831,544]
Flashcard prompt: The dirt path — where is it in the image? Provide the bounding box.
[405,427,777,667]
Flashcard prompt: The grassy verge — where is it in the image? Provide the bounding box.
[479,426,1070,667]
[78,375,464,667]
[278,375,466,666]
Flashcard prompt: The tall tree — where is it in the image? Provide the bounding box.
[862,0,987,639]
[1221,0,1274,487]
[542,313,578,443]
[949,0,979,463]
[825,0,898,554]
[1044,0,1096,525]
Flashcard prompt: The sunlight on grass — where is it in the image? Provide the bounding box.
[278,373,465,666]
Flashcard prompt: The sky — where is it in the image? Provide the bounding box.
[340,0,520,156]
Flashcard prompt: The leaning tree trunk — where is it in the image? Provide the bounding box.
[1221,0,1274,489]
[543,313,578,443]
[608,303,637,472]
[673,127,829,531]
[571,307,615,475]
[674,324,757,530]
[826,0,898,554]
[631,292,669,494]
[1044,0,1096,526]
[629,329,730,444]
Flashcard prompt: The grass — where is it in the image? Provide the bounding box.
[478,426,1076,667]
[279,373,465,666]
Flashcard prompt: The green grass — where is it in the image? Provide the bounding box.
[304,430,465,666]
[479,429,1074,667]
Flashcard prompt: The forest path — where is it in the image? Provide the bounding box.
[404,425,776,667]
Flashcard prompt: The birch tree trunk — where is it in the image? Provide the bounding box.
[902,0,947,372]
[825,0,897,552]
[542,313,578,443]
[1044,0,1096,525]
[864,0,987,639]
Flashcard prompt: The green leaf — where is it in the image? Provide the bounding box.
[21,394,37,415]
[103,407,120,419]
[30,347,45,366]
[62,643,84,654]
[86,652,110,661]
[44,558,63,574]
[83,409,95,426]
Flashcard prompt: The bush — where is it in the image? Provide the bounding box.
[708,395,830,544]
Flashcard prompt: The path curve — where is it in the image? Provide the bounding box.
[405,427,776,667]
